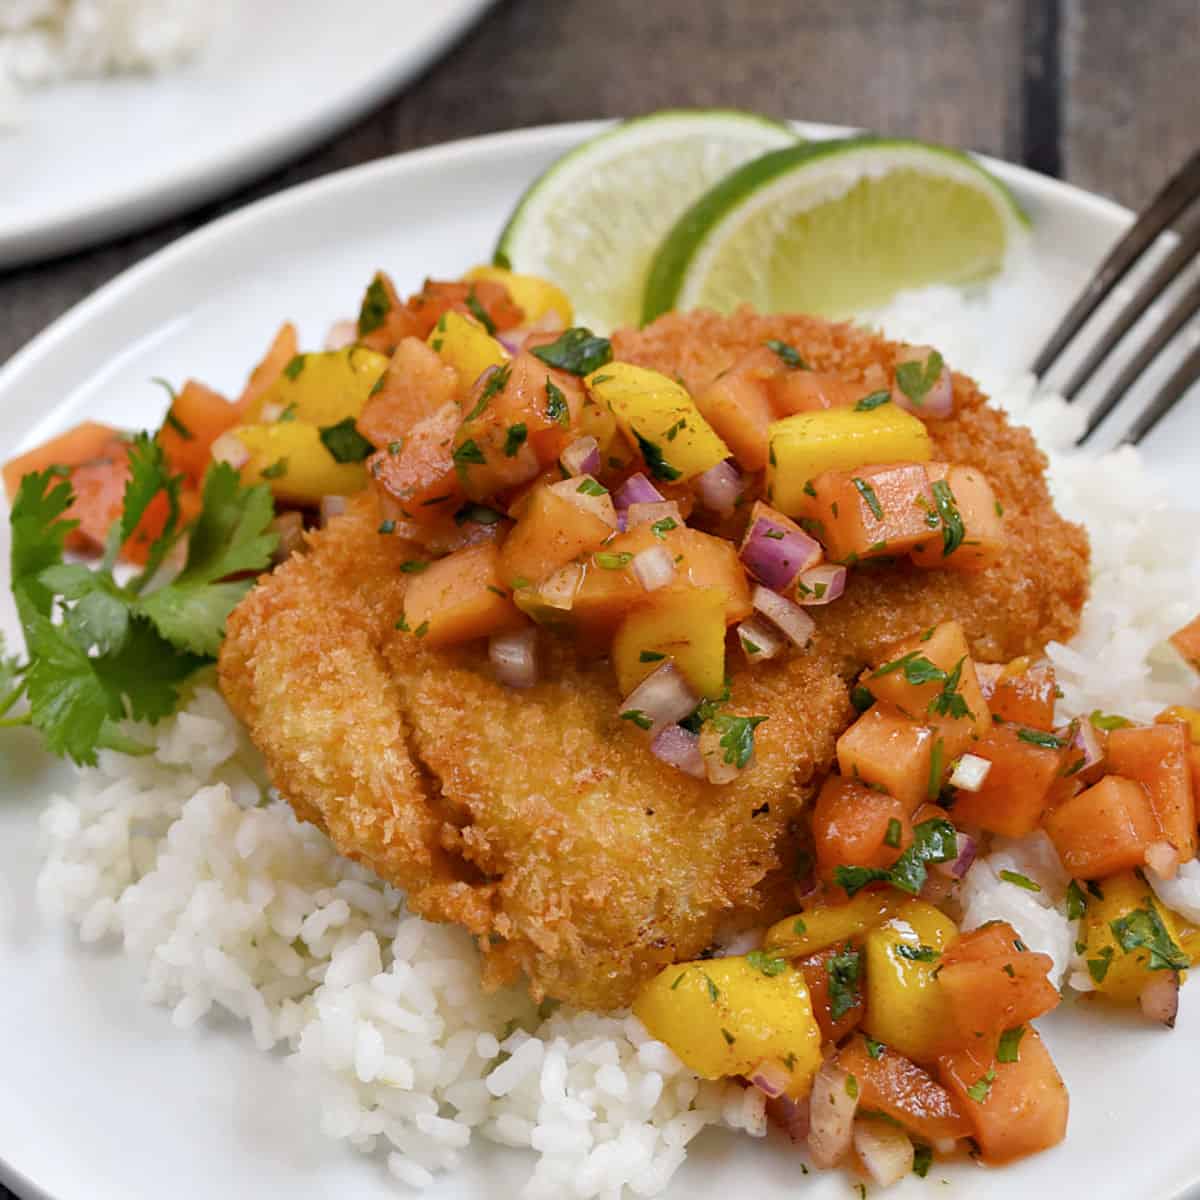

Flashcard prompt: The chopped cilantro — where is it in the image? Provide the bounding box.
[702,973,720,1003]
[834,818,958,897]
[1109,904,1189,971]
[746,950,787,977]
[639,650,666,663]
[1017,728,1066,749]
[1087,946,1114,983]
[531,327,613,375]
[852,477,884,521]
[378,520,396,535]
[260,458,288,479]
[162,406,193,441]
[764,339,807,369]
[464,288,496,335]
[412,620,430,639]
[577,478,608,496]
[1089,710,1131,731]
[711,713,768,769]
[865,1037,885,1061]
[966,1067,995,1104]
[927,656,973,720]
[650,516,677,540]
[927,735,944,800]
[318,417,374,464]
[895,943,939,963]
[930,479,964,557]
[912,1143,933,1177]
[544,377,570,426]
[999,869,1041,892]
[845,1074,859,1100]
[454,503,503,526]
[387,439,403,455]
[851,684,876,712]
[282,354,306,381]
[855,390,892,412]
[1066,880,1088,921]
[633,430,682,482]
[277,402,298,423]
[357,276,392,336]
[884,817,903,848]
[399,560,429,574]
[895,350,944,408]
[826,944,862,1020]
[740,633,762,655]
[720,1027,736,1046]
[595,551,633,570]
[620,709,653,730]
[792,917,807,935]
[452,439,487,477]
[996,1026,1025,1064]
[464,363,511,421]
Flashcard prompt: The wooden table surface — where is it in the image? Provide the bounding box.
[0,1,1195,1195]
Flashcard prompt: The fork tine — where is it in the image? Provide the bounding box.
[1032,147,1200,379]
[1119,340,1200,446]
[1075,274,1200,444]
[1059,213,1200,399]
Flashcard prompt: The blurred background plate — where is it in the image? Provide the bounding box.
[0,0,494,268]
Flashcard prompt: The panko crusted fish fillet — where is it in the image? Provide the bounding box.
[219,310,1089,1011]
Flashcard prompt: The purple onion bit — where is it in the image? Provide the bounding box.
[650,723,706,778]
[794,564,847,605]
[614,472,665,511]
[696,458,743,516]
[740,516,822,592]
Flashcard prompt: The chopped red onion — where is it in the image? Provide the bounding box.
[948,753,992,792]
[498,333,524,355]
[625,499,682,530]
[748,1059,791,1100]
[765,1093,810,1143]
[974,662,1002,700]
[696,458,743,515]
[489,628,539,689]
[269,512,304,564]
[614,472,665,511]
[752,585,815,649]
[632,546,676,591]
[808,1062,857,1168]
[548,476,618,528]
[539,563,582,610]
[933,831,978,879]
[739,511,821,591]
[1070,717,1104,771]
[737,616,786,662]
[560,436,601,477]
[620,662,699,737]
[1145,841,1181,880]
[319,495,349,527]
[650,724,706,778]
[853,1119,914,1187]
[794,564,847,606]
[892,344,953,418]
[324,319,358,351]
[211,431,249,470]
[1139,970,1180,1027]
[699,722,742,785]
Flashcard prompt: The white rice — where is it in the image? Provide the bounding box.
[35,280,1200,1195]
[0,0,223,93]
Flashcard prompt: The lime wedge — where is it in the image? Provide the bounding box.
[494,110,796,332]
[643,136,1029,324]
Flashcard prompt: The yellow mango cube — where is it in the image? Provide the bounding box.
[586,363,730,484]
[227,422,366,506]
[463,265,573,326]
[633,955,823,1097]
[612,586,727,699]
[243,346,389,426]
[764,891,904,958]
[767,405,933,516]
[427,310,510,391]
[862,899,958,1063]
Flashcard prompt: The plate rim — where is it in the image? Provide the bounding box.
[0,0,496,268]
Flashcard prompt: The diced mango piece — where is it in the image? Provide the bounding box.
[463,265,572,326]
[693,347,778,471]
[1107,722,1196,861]
[228,422,366,506]
[949,724,1064,837]
[612,586,727,699]
[1043,775,1160,879]
[633,956,823,1097]
[937,1028,1068,1164]
[359,338,460,448]
[766,405,932,516]
[500,484,612,590]
[427,310,510,392]
[910,463,1006,572]
[765,891,904,958]
[368,402,462,519]
[242,346,389,427]
[862,900,958,1063]
[587,363,730,483]
[401,542,522,647]
[811,775,913,883]
[836,703,939,813]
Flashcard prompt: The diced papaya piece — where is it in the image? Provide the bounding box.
[1157,706,1200,744]
[812,776,913,884]
[989,661,1058,730]
[409,278,524,340]
[765,892,904,958]
[3,421,120,501]
[948,724,1063,837]
[401,542,522,646]
[866,620,990,757]
[462,265,571,327]
[837,1036,972,1143]
[796,945,865,1043]
[360,338,461,449]
[368,402,462,519]
[612,586,727,699]
[236,322,298,416]
[427,309,511,394]
[937,1028,1068,1164]
[836,703,939,813]
[766,405,932,517]
[1191,745,1200,804]
[587,363,730,484]
[1107,722,1196,861]
[693,347,778,471]
[1043,774,1159,879]
[157,381,238,483]
[937,922,1060,1046]
[1170,613,1200,671]
[910,463,1006,572]
[356,271,420,354]
[499,483,612,590]
[769,369,867,415]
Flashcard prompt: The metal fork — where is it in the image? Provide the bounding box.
[1031,146,1200,446]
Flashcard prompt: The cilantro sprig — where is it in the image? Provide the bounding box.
[834,818,958,897]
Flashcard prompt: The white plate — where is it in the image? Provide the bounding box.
[0,122,1198,1200]
[0,0,494,267]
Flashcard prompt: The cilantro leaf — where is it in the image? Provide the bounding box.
[826,944,862,1020]
[357,274,392,337]
[764,339,807,369]
[318,417,374,464]
[711,713,768,769]
[1109,904,1189,971]
[895,350,944,408]
[10,469,78,618]
[633,430,682,482]
[531,327,612,375]
[930,479,964,557]
[834,818,958,897]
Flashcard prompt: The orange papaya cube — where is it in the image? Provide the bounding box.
[910,463,1006,571]
[1170,613,1200,670]
[989,661,1058,730]
[401,542,522,646]
[1106,722,1196,861]
[405,278,523,340]
[866,620,990,757]
[1043,774,1159,878]
[948,725,1063,837]
[236,322,299,416]
[803,462,937,563]
[937,923,1060,1046]
[693,347,778,471]
[368,402,462,520]
[1157,706,1200,743]
[937,1028,1068,1164]
[157,380,238,483]
[836,703,939,813]
[837,1036,972,1143]
[360,338,460,449]
[499,483,612,590]
[1191,746,1200,801]
[796,945,865,1044]
[768,369,866,415]
[3,420,120,500]
[813,775,914,883]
